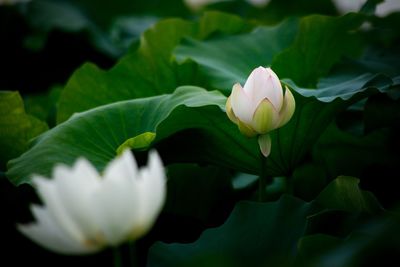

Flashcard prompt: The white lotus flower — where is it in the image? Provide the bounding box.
[18,150,166,255]
[226,67,295,157]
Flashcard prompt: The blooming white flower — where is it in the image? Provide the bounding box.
[226,67,295,157]
[18,150,166,254]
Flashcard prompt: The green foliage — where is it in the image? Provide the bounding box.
[315,176,382,213]
[272,13,364,87]
[149,195,312,267]
[2,3,400,266]
[0,91,48,170]
[57,12,250,123]
[175,18,299,89]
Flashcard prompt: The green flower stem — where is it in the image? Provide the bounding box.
[128,242,138,267]
[113,246,122,267]
[113,242,138,267]
[258,151,269,202]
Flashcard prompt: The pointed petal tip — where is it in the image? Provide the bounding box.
[230,82,254,123]
[148,150,164,168]
[258,134,272,157]
[277,86,296,128]
[251,99,280,134]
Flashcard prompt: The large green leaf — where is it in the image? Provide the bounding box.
[303,175,385,246]
[7,87,260,185]
[174,18,298,90]
[267,72,394,175]
[23,86,62,127]
[148,195,312,267]
[148,175,388,267]
[313,122,399,179]
[23,0,122,57]
[295,216,400,267]
[152,164,235,244]
[272,13,364,87]
[7,69,396,185]
[0,91,48,170]
[57,11,250,123]
[174,13,364,91]
[315,176,382,213]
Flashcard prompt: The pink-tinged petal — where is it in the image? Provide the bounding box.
[258,134,272,157]
[242,67,283,111]
[251,99,280,134]
[265,68,284,110]
[277,87,296,128]
[229,83,254,124]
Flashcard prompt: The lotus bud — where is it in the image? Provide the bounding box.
[226,66,295,157]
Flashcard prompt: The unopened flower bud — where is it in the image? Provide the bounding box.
[226,67,295,157]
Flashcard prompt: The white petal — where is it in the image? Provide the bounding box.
[134,150,166,237]
[265,68,284,110]
[277,87,296,128]
[243,67,283,111]
[53,159,102,239]
[18,205,97,254]
[33,174,86,245]
[230,83,254,124]
[90,150,140,245]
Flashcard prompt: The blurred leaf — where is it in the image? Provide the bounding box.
[315,176,382,213]
[175,17,298,90]
[0,91,48,170]
[259,0,338,22]
[202,0,337,23]
[109,16,158,52]
[295,234,342,267]
[57,11,250,123]
[304,175,385,241]
[313,122,399,179]
[23,0,121,57]
[142,164,235,246]
[23,86,61,127]
[292,163,327,201]
[360,0,384,15]
[70,0,190,27]
[272,13,364,87]
[296,216,400,267]
[175,13,365,90]
[148,195,312,267]
[266,72,393,176]
[165,164,234,227]
[364,93,400,133]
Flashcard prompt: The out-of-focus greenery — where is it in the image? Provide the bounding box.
[1,0,400,266]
